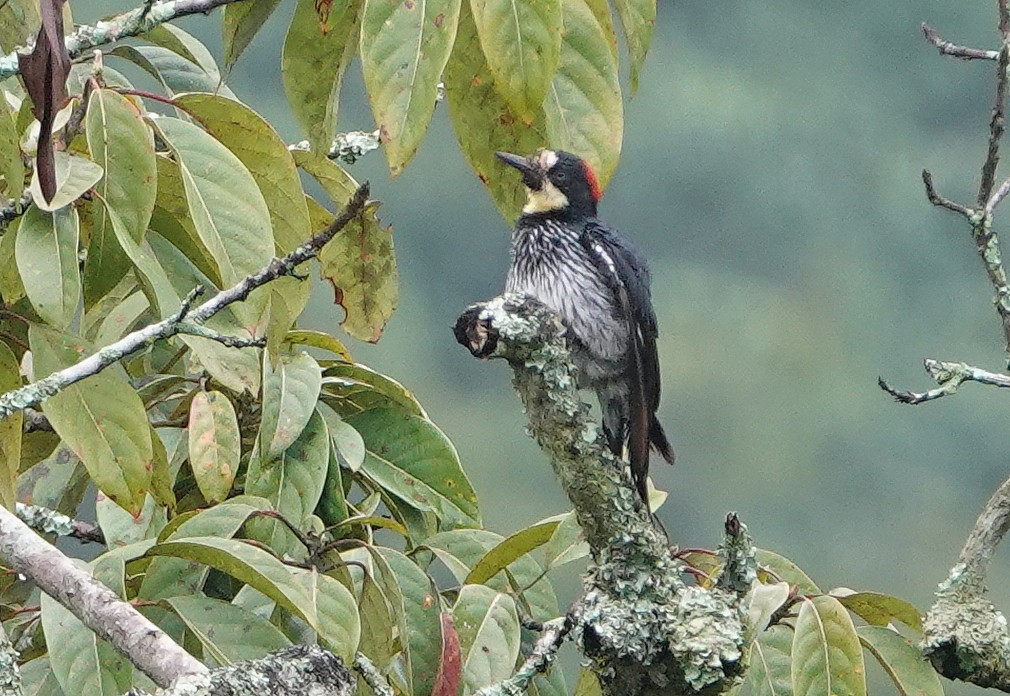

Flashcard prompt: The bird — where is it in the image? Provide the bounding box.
[495,148,674,507]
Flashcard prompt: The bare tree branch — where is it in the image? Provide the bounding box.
[922,170,974,217]
[0,0,250,80]
[879,359,1010,404]
[0,504,206,686]
[922,23,1000,60]
[979,42,1010,206]
[0,184,370,421]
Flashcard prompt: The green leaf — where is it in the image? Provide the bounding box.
[90,290,150,347]
[747,624,793,696]
[744,581,790,644]
[0,88,24,196]
[791,596,866,696]
[16,206,80,328]
[832,590,924,634]
[285,329,354,362]
[612,0,655,92]
[360,0,462,174]
[320,406,365,471]
[41,574,132,696]
[166,594,290,666]
[152,117,274,301]
[857,626,943,696]
[453,585,521,692]
[174,93,311,255]
[149,535,347,648]
[296,153,398,342]
[0,220,25,304]
[573,668,603,696]
[151,155,219,284]
[466,519,559,585]
[424,528,558,620]
[444,2,547,220]
[544,0,623,189]
[757,549,820,594]
[246,409,330,553]
[542,510,588,569]
[283,0,361,154]
[83,89,157,308]
[222,0,283,70]
[347,407,479,525]
[19,657,63,696]
[188,390,240,503]
[357,570,398,670]
[29,151,104,212]
[375,547,444,696]
[142,24,224,83]
[109,45,227,97]
[96,492,165,548]
[0,0,39,53]
[317,439,350,526]
[17,444,88,515]
[321,361,424,417]
[31,326,152,514]
[0,340,21,508]
[259,351,323,459]
[140,499,271,600]
[470,0,561,120]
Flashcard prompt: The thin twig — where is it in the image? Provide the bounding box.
[922,23,1000,61]
[353,652,394,696]
[879,359,1010,404]
[922,170,974,217]
[475,617,572,696]
[0,184,370,420]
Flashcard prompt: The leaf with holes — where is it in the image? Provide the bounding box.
[84,88,157,308]
[283,0,361,154]
[31,326,152,514]
[791,596,866,696]
[360,0,462,174]
[543,0,622,189]
[16,206,79,328]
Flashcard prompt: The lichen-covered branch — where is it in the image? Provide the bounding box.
[879,359,1010,404]
[125,645,355,696]
[922,475,1010,690]
[0,504,206,686]
[476,617,571,696]
[15,503,104,544]
[455,296,749,696]
[353,651,394,696]
[0,184,370,421]
[290,130,382,165]
[0,0,249,79]
[0,621,20,696]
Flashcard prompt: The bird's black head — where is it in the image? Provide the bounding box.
[495,149,601,218]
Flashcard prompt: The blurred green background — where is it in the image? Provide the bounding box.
[80,2,1010,692]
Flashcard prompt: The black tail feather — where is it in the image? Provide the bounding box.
[650,416,674,464]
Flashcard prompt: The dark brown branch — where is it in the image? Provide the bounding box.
[978,42,1010,206]
[922,170,974,217]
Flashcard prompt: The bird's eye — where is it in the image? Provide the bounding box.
[554,171,569,183]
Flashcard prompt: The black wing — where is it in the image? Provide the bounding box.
[580,221,667,502]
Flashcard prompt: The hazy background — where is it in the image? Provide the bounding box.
[82,2,1010,692]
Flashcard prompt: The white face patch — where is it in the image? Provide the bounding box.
[522,149,567,213]
[523,179,569,213]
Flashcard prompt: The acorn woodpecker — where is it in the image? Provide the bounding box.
[495,149,674,506]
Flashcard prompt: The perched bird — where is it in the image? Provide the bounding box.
[495,148,674,506]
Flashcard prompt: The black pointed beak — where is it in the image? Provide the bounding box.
[495,151,542,189]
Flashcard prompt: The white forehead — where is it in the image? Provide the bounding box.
[537,149,559,169]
